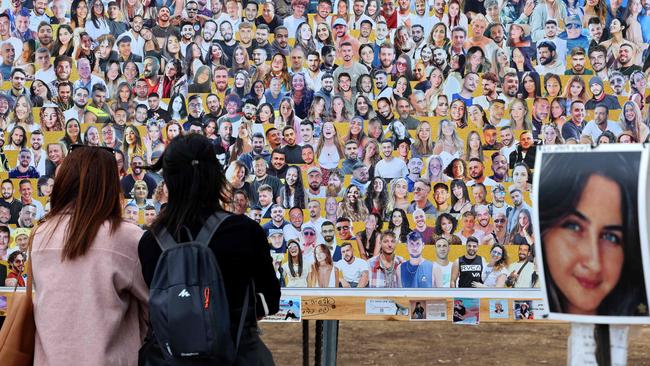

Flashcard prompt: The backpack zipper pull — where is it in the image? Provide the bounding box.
[204,287,210,309]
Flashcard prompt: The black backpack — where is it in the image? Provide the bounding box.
[140,212,249,366]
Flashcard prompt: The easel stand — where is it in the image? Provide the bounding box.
[308,320,340,366]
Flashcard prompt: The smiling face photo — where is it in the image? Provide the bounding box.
[536,147,650,323]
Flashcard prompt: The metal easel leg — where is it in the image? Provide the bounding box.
[303,320,309,366]
[321,320,339,366]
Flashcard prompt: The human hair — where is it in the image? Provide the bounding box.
[146,134,230,238]
[282,165,306,209]
[387,208,411,242]
[434,212,458,235]
[491,243,509,271]
[539,151,647,316]
[450,179,470,206]
[41,145,122,260]
[286,239,304,277]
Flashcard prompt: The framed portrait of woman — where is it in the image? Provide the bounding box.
[533,144,650,324]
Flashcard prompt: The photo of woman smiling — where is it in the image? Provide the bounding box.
[538,149,650,322]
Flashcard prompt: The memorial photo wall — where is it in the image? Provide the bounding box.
[0,0,648,293]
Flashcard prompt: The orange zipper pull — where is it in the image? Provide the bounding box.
[204,287,210,309]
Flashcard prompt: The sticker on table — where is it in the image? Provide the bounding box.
[409,300,427,320]
[452,298,479,325]
[514,300,534,320]
[489,299,509,320]
[425,299,448,321]
[262,296,301,322]
[366,299,409,316]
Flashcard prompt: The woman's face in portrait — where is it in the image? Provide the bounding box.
[624,104,636,121]
[468,106,482,124]
[285,167,298,186]
[235,73,246,87]
[512,48,524,65]
[421,46,433,62]
[469,132,480,150]
[134,182,148,200]
[450,101,464,120]
[367,0,378,15]
[442,120,454,136]
[42,178,54,196]
[107,62,120,80]
[300,24,312,41]
[315,246,327,263]
[366,141,377,156]
[429,25,444,43]
[168,124,180,139]
[551,100,563,118]
[436,96,449,116]
[170,96,183,113]
[235,48,245,64]
[317,23,329,41]
[392,210,403,226]
[546,78,561,97]
[350,118,362,134]
[361,47,374,65]
[347,186,359,202]
[418,123,431,141]
[512,165,528,185]
[373,178,383,192]
[322,122,335,138]
[280,101,292,117]
[235,165,246,181]
[259,105,272,122]
[205,121,216,135]
[196,68,210,84]
[441,216,453,233]
[67,121,80,136]
[518,211,529,228]
[77,0,88,18]
[395,77,407,94]
[125,127,137,145]
[148,124,161,140]
[452,161,464,177]
[429,158,441,176]
[496,49,508,65]
[288,242,300,256]
[141,28,153,41]
[167,36,180,54]
[366,213,377,230]
[42,107,57,129]
[58,27,72,45]
[325,197,337,213]
[452,182,463,198]
[510,25,523,40]
[15,97,29,120]
[0,98,8,114]
[211,45,223,59]
[449,2,459,15]
[510,101,525,121]
[87,126,99,144]
[124,62,138,79]
[272,55,284,72]
[570,81,583,98]
[544,175,625,315]
[254,82,265,96]
[395,180,408,198]
[544,125,557,143]
[524,76,535,94]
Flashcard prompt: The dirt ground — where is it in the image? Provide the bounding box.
[260,322,650,365]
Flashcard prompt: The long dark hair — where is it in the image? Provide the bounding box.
[44,146,122,260]
[146,134,230,238]
[539,151,648,316]
[387,208,411,242]
[282,165,306,209]
[287,239,303,277]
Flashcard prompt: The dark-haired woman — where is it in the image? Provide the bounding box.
[282,240,308,287]
[139,134,280,363]
[31,145,148,364]
[539,151,648,316]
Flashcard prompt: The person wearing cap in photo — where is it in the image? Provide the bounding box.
[268,228,287,253]
[333,17,361,57]
[559,14,590,52]
[585,76,622,111]
[397,231,442,288]
[535,40,565,75]
[350,161,370,195]
[305,166,327,199]
[10,227,30,253]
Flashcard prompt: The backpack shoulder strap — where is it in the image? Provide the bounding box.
[153,226,179,252]
[194,211,233,246]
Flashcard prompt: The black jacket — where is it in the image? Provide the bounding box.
[138,213,281,324]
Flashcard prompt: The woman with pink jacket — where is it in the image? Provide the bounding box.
[30,145,149,365]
